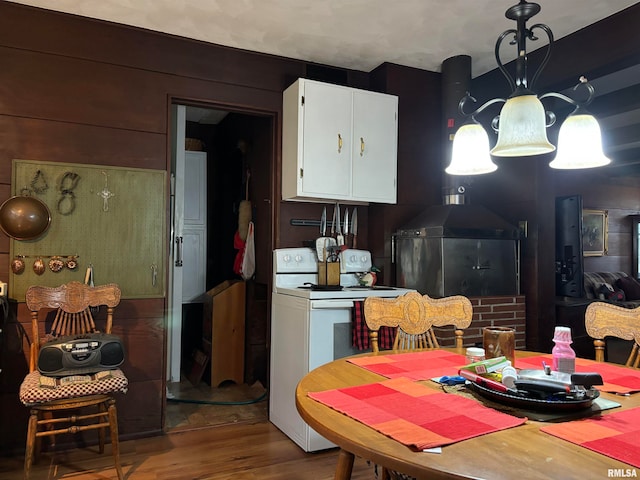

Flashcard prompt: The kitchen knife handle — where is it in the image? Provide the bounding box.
[337,133,343,153]
[360,137,365,156]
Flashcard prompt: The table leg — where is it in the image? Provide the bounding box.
[334,448,355,480]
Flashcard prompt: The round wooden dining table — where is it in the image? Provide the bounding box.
[295,349,640,480]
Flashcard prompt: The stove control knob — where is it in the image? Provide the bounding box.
[283,254,291,263]
[295,254,303,263]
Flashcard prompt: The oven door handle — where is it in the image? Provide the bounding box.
[310,300,357,309]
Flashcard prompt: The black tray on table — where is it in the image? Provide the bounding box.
[467,381,600,412]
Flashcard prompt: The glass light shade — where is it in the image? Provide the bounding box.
[446,123,497,175]
[549,113,611,169]
[490,94,556,157]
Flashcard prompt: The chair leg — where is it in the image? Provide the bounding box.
[107,399,124,480]
[98,402,106,454]
[41,410,54,455]
[594,339,606,362]
[24,410,38,480]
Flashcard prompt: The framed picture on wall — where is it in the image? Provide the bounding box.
[582,209,608,256]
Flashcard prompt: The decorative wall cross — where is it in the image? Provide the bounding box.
[98,170,115,211]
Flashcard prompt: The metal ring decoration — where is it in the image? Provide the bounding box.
[30,169,49,195]
[57,171,80,215]
[57,191,76,215]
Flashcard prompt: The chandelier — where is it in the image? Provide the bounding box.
[446,0,611,175]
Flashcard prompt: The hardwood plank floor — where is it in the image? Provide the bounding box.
[165,380,268,431]
[0,422,375,479]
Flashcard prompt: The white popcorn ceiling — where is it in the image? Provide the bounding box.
[6,0,638,76]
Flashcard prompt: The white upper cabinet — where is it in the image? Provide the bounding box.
[282,78,398,204]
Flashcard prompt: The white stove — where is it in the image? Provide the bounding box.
[273,247,409,299]
[269,247,414,452]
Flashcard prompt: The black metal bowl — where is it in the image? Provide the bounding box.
[0,195,51,240]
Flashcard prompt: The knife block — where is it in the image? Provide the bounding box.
[318,261,340,285]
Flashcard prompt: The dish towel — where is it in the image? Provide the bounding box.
[348,349,467,381]
[517,355,640,394]
[352,300,396,350]
[541,407,640,468]
[309,377,527,450]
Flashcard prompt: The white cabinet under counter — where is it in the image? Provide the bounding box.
[282,78,398,204]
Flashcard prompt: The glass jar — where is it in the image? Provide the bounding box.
[466,347,486,364]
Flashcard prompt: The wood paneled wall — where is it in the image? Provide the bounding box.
[0,2,391,453]
[0,0,639,455]
[0,1,303,452]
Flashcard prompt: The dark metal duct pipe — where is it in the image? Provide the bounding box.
[441,55,471,205]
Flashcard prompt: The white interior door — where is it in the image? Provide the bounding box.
[182,151,207,303]
[168,107,209,383]
[168,105,186,383]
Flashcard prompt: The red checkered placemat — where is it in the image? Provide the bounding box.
[348,350,467,381]
[541,407,640,467]
[309,377,527,450]
[517,355,640,394]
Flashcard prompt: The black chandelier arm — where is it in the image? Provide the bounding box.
[539,91,579,107]
[495,29,518,92]
[539,78,596,113]
[494,21,554,94]
[528,23,553,90]
[458,93,506,119]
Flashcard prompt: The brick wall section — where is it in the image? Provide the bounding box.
[434,295,526,350]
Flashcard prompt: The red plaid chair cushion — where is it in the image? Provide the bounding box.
[19,369,128,406]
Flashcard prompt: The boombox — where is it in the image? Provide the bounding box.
[38,333,125,377]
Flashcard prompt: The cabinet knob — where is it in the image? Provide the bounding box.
[337,133,343,153]
[360,137,365,156]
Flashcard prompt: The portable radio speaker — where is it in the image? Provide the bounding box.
[38,333,125,377]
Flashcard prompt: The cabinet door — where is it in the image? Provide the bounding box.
[351,91,398,203]
[181,228,206,302]
[301,81,353,198]
[184,151,207,227]
[182,151,207,303]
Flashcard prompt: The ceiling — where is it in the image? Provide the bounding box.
[6,0,640,174]
[6,0,637,75]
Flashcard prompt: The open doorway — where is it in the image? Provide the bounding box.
[166,103,273,431]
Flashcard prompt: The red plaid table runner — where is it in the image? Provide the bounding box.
[309,377,527,450]
[348,350,467,381]
[517,355,640,394]
[541,407,640,467]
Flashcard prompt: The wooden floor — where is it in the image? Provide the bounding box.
[165,380,268,431]
[0,421,375,479]
[2,379,370,479]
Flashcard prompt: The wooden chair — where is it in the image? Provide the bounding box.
[363,291,473,480]
[585,301,640,367]
[19,281,127,480]
[363,291,473,352]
